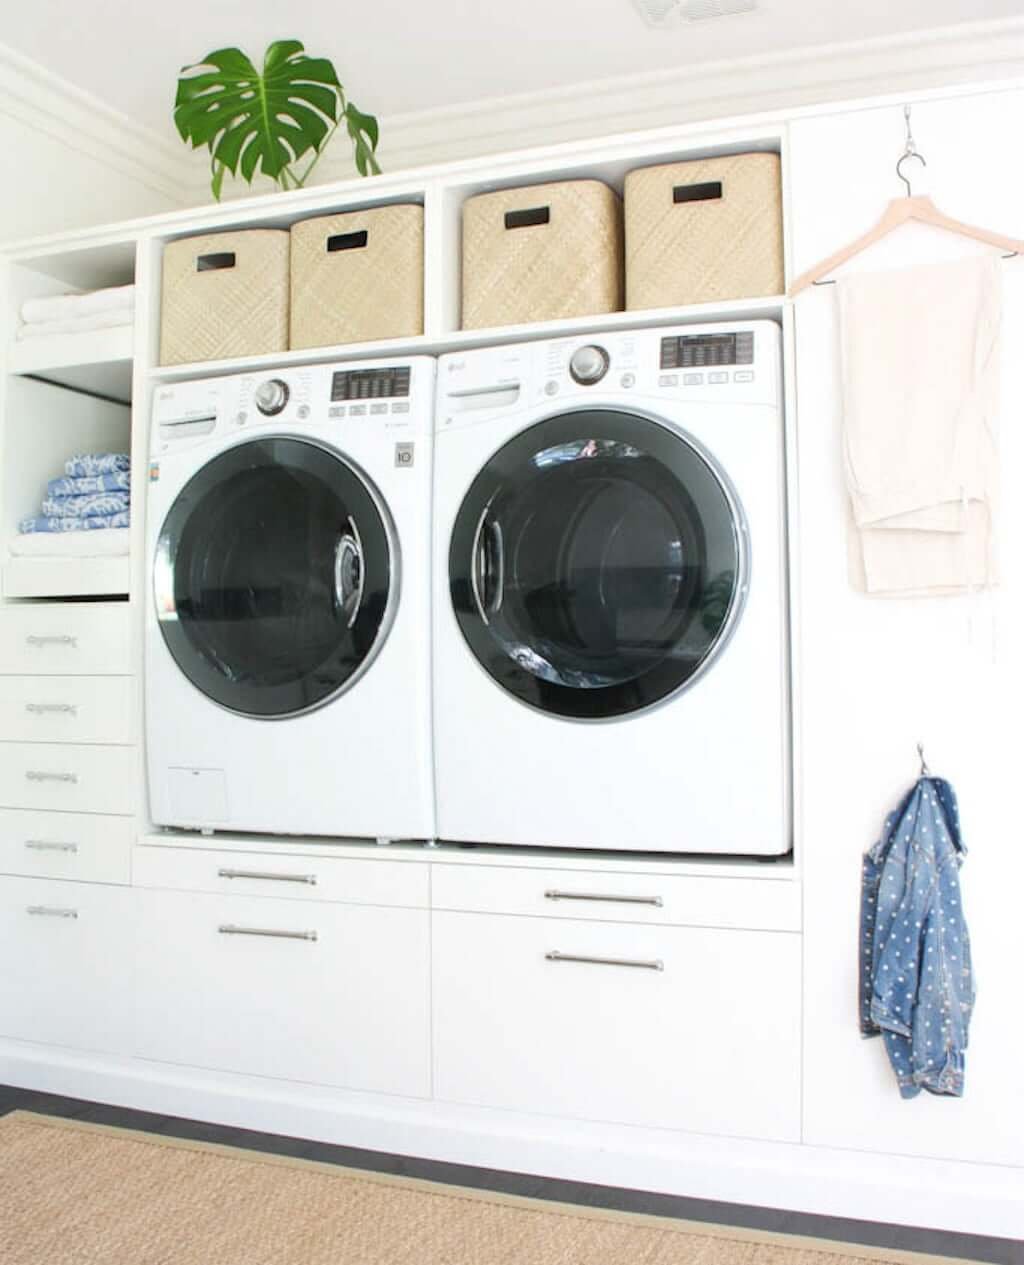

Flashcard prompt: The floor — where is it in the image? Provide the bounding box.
[1,1084,1020,1263]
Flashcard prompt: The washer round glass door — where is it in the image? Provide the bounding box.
[154,436,395,718]
[449,410,746,720]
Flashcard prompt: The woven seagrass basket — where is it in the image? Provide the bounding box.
[624,153,784,310]
[461,180,623,330]
[159,230,289,366]
[290,205,424,349]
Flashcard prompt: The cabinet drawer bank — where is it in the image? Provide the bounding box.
[0,743,136,815]
[433,910,801,1142]
[0,603,131,676]
[0,876,132,1053]
[431,863,800,932]
[0,809,132,884]
[134,887,431,1098]
[0,675,134,745]
[134,844,429,908]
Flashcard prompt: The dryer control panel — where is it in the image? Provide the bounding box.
[437,320,781,430]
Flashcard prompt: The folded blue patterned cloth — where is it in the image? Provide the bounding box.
[47,471,131,498]
[64,453,130,477]
[40,491,130,519]
[19,511,130,533]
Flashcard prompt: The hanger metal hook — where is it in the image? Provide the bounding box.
[897,103,927,197]
[896,151,927,197]
[917,742,931,778]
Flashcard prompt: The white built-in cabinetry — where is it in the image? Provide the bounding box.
[2,88,1022,1240]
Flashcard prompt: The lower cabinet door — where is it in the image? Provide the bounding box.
[0,877,132,1053]
[134,888,431,1098]
[433,911,801,1142]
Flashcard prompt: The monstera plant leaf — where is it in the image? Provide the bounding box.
[174,40,380,198]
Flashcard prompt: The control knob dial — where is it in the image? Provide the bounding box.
[254,378,290,416]
[569,344,610,385]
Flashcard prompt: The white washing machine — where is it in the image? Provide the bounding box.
[433,322,789,855]
[146,357,435,840]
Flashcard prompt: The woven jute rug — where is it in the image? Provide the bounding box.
[0,1110,979,1265]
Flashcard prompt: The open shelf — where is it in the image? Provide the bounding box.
[147,296,784,383]
[0,376,132,601]
[8,325,134,400]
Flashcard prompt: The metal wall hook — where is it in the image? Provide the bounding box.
[917,742,931,778]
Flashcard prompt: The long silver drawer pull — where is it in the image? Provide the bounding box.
[25,703,78,716]
[545,950,664,971]
[544,889,663,907]
[25,634,78,648]
[25,840,78,853]
[27,905,78,919]
[218,924,317,942]
[26,771,78,784]
[217,867,317,885]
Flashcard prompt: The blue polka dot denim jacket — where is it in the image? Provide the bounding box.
[860,777,975,1099]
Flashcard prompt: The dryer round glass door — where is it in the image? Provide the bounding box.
[448,410,747,720]
[154,437,396,718]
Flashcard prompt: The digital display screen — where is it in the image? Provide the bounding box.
[660,332,754,370]
[331,366,411,402]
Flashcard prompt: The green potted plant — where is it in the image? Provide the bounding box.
[174,39,380,200]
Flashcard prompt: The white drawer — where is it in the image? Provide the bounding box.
[134,843,428,908]
[0,742,137,815]
[0,877,132,1053]
[0,602,131,676]
[431,863,800,932]
[134,887,430,1097]
[0,675,134,745]
[0,809,132,883]
[433,910,801,1142]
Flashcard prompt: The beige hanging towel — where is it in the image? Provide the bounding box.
[836,256,1001,596]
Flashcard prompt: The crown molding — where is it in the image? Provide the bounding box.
[0,41,192,206]
[214,16,1022,194]
[4,19,1021,212]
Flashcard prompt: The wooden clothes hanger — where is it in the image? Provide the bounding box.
[789,105,1024,296]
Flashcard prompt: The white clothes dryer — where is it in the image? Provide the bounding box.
[433,322,789,855]
[146,358,434,840]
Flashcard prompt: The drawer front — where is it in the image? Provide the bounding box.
[0,603,131,676]
[431,864,800,932]
[433,911,801,1142]
[0,809,132,883]
[0,743,137,815]
[134,887,430,1097]
[0,877,132,1052]
[134,844,428,908]
[0,676,134,745]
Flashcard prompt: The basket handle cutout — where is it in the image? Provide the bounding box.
[673,182,723,204]
[327,230,369,252]
[504,206,550,230]
[196,252,236,272]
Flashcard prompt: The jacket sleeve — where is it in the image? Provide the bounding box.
[869,840,936,1040]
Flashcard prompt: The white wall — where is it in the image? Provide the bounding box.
[0,43,185,245]
[789,86,1024,1168]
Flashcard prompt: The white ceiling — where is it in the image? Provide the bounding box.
[4,0,1022,139]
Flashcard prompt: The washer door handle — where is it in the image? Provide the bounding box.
[471,510,504,623]
[333,518,365,629]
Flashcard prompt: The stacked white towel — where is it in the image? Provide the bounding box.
[837,256,1000,597]
[17,285,135,340]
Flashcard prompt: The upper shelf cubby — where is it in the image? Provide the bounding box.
[4,237,137,401]
[1,117,789,389]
